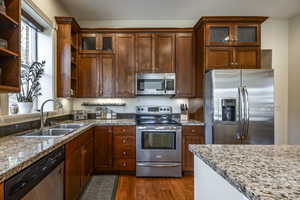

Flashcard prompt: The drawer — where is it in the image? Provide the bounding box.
[182,126,203,136]
[113,126,135,136]
[114,136,135,146]
[114,147,136,159]
[114,159,136,171]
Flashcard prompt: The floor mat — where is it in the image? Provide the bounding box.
[80,175,119,200]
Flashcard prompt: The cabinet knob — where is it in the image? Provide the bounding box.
[192,129,196,133]
[123,151,127,156]
[122,139,126,144]
[122,129,126,133]
[123,162,127,167]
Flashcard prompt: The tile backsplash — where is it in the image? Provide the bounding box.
[72,97,190,113]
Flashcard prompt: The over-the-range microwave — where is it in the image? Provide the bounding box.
[136,73,176,96]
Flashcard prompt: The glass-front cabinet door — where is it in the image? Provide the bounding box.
[205,24,233,46]
[235,24,260,46]
[80,33,99,53]
[80,33,115,53]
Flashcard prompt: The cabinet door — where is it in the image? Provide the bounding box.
[136,33,155,73]
[0,183,3,200]
[81,144,89,188]
[78,54,101,97]
[65,148,82,200]
[205,47,236,70]
[182,126,204,172]
[115,33,136,97]
[235,47,260,69]
[155,33,175,73]
[205,24,233,46]
[175,33,195,97]
[234,24,260,46]
[94,126,113,171]
[80,33,100,53]
[100,55,115,97]
[101,33,115,53]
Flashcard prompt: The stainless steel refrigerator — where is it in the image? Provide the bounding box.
[204,70,274,144]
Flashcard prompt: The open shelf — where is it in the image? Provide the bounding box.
[0,48,19,57]
[0,11,19,27]
[0,85,19,92]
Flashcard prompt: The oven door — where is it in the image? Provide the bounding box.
[136,126,182,162]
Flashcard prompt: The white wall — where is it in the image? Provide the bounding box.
[288,15,300,144]
[261,19,289,144]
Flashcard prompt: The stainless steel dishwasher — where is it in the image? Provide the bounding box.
[4,147,65,200]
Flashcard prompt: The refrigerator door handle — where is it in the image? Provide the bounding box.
[244,87,250,139]
[238,87,245,140]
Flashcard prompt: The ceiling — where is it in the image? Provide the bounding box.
[60,0,300,22]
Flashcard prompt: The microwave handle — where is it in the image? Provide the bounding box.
[164,79,167,94]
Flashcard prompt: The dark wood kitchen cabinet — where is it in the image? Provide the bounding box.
[195,17,267,72]
[205,47,234,70]
[205,46,260,70]
[136,33,175,73]
[80,33,115,54]
[101,54,115,97]
[136,33,155,73]
[77,54,101,97]
[115,33,136,97]
[56,17,80,97]
[0,182,3,200]
[182,126,204,172]
[113,126,136,171]
[155,33,175,73]
[175,33,195,97]
[94,126,113,172]
[65,129,94,200]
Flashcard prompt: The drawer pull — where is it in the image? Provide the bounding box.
[192,129,195,133]
[123,151,127,156]
[122,129,126,133]
[122,139,126,144]
[123,162,127,167]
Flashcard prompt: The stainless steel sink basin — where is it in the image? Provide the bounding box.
[19,128,75,137]
[54,123,87,129]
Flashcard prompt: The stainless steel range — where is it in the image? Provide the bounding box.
[136,105,182,177]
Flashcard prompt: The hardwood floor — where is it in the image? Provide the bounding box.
[115,175,194,200]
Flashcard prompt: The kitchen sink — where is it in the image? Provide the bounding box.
[19,128,75,137]
[53,123,87,129]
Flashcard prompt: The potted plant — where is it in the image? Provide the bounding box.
[17,61,45,114]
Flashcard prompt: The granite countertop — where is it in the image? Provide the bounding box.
[189,144,300,200]
[0,119,135,183]
[180,120,205,126]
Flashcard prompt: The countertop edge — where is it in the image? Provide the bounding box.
[189,145,257,200]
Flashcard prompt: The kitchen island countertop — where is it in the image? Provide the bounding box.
[190,144,300,200]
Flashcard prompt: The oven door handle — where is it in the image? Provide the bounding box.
[137,163,181,168]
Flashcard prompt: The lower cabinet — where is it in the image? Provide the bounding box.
[182,126,204,172]
[94,126,113,171]
[94,126,136,172]
[65,129,94,200]
[0,182,3,200]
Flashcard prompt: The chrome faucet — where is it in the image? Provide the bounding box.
[40,99,63,130]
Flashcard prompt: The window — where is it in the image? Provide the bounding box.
[21,19,38,66]
[8,7,54,115]
[8,19,39,113]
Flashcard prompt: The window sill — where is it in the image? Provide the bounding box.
[0,111,70,127]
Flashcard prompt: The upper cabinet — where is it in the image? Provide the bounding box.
[136,33,175,73]
[115,33,136,97]
[56,17,80,97]
[205,23,260,46]
[80,33,115,54]
[0,0,21,93]
[195,16,267,72]
[175,33,195,97]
